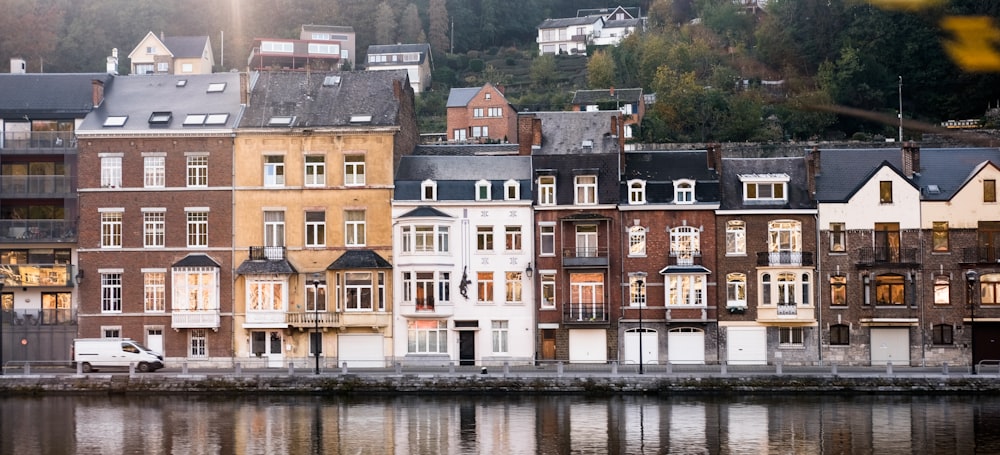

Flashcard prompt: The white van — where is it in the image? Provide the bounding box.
[73,338,165,373]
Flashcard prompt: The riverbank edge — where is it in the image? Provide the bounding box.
[2,374,999,396]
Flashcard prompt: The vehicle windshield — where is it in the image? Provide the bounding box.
[132,342,153,352]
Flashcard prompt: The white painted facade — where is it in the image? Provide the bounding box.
[818,165,922,230]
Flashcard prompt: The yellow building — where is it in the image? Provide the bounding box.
[233,70,417,368]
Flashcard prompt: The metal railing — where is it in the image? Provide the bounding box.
[0,220,77,242]
[857,247,919,265]
[563,303,608,323]
[1,308,76,325]
[1,131,75,150]
[248,246,286,261]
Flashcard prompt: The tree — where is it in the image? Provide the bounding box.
[0,0,65,72]
[375,2,397,45]
[428,0,449,54]
[587,49,616,88]
[399,4,423,43]
[529,54,557,88]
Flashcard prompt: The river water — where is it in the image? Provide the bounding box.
[2,393,997,454]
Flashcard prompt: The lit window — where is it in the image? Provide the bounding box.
[144,271,166,312]
[875,274,906,305]
[726,221,745,255]
[932,221,949,252]
[726,273,746,310]
[666,274,705,306]
[101,211,123,248]
[477,272,494,303]
[831,275,847,306]
[829,222,846,252]
[629,274,647,307]
[505,272,523,303]
[628,226,646,256]
[986,179,997,203]
[934,275,950,305]
[670,226,700,265]
[879,181,893,203]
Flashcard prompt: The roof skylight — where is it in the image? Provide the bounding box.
[103,116,128,127]
[268,116,295,126]
[204,113,229,125]
[148,112,172,124]
[183,114,207,125]
[349,115,372,123]
[206,82,227,93]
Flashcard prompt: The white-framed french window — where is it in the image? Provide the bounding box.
[100,270,123,313]
[540,272,556,309]
[407,320,448,354]
[476,179,491,201]
[100,208,123,248]
[574,175,597,205]
[670,226,700,265]
[305,210,326,247]
[674,179,695,204]
[263,155,285,187]
[263,210,285,249]
[171,266,219,313]
[143,269,166,313]
[666,274,706,306]
[628,225,646,256]
[247,275,286,312]
[477,226,494,252]
[538,176,556,205]
[186,154,208,187]
[477,271,494,303]
[344,272,374,311]
[344,210,366,246]
[539,223,556,256]
[505,272,523,303]
[344,154,366,186]
[143,155,165,188]
[505,226,522,252]
[100,154,122,188]
[305,155,326,187]
[186,209,209,247]
[629,273,647,307]
[628,179,645,204]
[726,220,746,255]
[492,320,509,353]
[726,273,747,310]
[142,209,165,248]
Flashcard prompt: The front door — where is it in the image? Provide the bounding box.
[541,329,556,360]
[146,328,164,354]
[459,331,475,366]
[251,331,284,367]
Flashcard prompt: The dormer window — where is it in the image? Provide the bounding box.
[538,176,555,205]
[504,180,519,201]
[674,179,695,204]
[574,175,597,205]
[740,174,789,202]
[628,180,645,204]
[422,179,437,201]
[476,180,491,201]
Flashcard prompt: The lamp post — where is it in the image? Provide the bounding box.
[312,273,321,375]
[898,75,903,143]
[966,270,978,374]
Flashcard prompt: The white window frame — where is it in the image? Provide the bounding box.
[263,155,285,187]
[143,155,165,188]
[343,272,374,311]
[670,226,700,265]
[344,154,366,186]
[453,129,467,141]
[505,272,523,303]
[574,175,597,205]
[305,155,326,187]
[505,226,523,252]
[305,211,326,247]
[628,225,646,256]
[101,272,123,313]
[263,210,285,248]
[186,155,208,187]
[504,180,520,200]
[726,220,746,255]
[171,266,219,312]
[769,220,802,253]
[345,210,366,246]
[538,176,556,205]
[726,273,747,309]
[477,271,494,303]
[741,174,789,202]
[421,180,437,201]
[666,274,706,307]
[628,180,645,204]
[540,273,556,309]
[492,320,509,353]
[100,155,122,188]
[143,270,166,313]
[477,226,494,252]
[473,108,484,118]
[189,329,208,357]
[143,209,165,248]
[487,107,503,117]
[407,320,448,354]
[539,223,556,256]
[674,179,695,204]
[100,210,123,248]
[476,180,491,201]
[186,210,209,248]
[629,274,647,307]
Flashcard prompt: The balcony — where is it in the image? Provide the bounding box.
[667,252,703,267]
[286,311,340,329]
[961,247,1000,264]
[756,251,814,267]
[571,34,589,42]
[245,310,288,327]
[563,302,608,324]
[856,247,919,266]
[562,247,609,268]
[248,246,286,261]
[2,131,75,153]
[756,303,815,323]
[172,309,220,329]
[2,308,76,326]
[0,175,72,197]
[0,264,75,287]
[0,220,77,243]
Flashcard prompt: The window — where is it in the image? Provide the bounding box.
[401,225,449,253]
[422,180,437,201]
[932,324,953,345]
[471,126,489,138]
[264,155,285,186]
[135,64,154,75]
[143,211,165,247]
[172,266,219,313]
[247,276,285,311]
[101,272,122,313]
[574,175,597,205]
[628,180,646,204]
[345,210,366,246]
[453,129,467,141]
[477,272,494,303]
[981,273,1000,305]
[674,179,695,204]
[934,275,950,305]
[488,107,503,117]
[670,226,700,265]
[157,62,169,72]
[102,326,121,338]
[779,327,804,346]
[505,272,523,303]
[144,156,165,188]
[628,226,647,256]
[477,226,494,252]
[933,221,949,252]
[831,276,847,306]
[402,271,446,310]
[879,181,893,203]
[539,224,556,256]
[344,272,373,310]
[187,211,208,247]
[726,221,746,255]
[101,155,122,188]
[184,114,206,125]
[180,63,193,73]
[305,155,326,186]
[306,280,327,312]
[762,273,772,305]
[187,155,208,187]
[505,226,522,251]
[629,275,647,307]
[769,220,802,254]
[742,177,787,201]
[344,155,365,186]
[263,211,285,248]
[308,43,340,54]
[142,272,166,312]
[666,274,705,306]
[776,272,797,305]
[569,273,605,321]
[492,321,509,353]
[830,325,850,345]
[986,179,997,203]
[476,180,491,200]
[504,180,519,200]
[473,108,484,118]
[101,211,123,248]
[541,273,556,309]
[190,329,207,357]
[875,274,906,305]
[829,222,846,252]
[408,320,447,354]
[726,273,746,309]
[305,211,326,247]
[538,176,556,205]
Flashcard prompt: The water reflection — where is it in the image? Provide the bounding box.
[1,394,997,454]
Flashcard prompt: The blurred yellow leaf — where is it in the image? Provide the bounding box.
[866,0,946,11]
[941,16,1000,72]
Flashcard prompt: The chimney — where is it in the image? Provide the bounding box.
[240,72,249,105]
[392,78,402,100]
[496,84,505,95]
[517,114,535,155]
[610,115,618,137]
[901,141,920,178]
[807,147,820,196]
[106,48,119,75]
[91,79,105,107]
[609,86,615,97]
[706,143,722,171]
[10,57,26,74]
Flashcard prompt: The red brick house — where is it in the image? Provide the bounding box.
[446,83,518,143]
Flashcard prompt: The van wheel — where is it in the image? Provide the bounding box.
[137,362,151,373]
[81,363,93,373]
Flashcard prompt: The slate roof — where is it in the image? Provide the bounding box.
[811,147,1000,202]
[77,73,243,133]
[446,87,480,108]
[398,206,453,218]
[162,36,210,59]
[572,88,643,105]
[413,144,519,156]
[327,250,392,269]
[395,155,533,202]
[172,254,221,268]
[720,156,815,210]
[621,150,720,205]
[527,111,623,156]
[235,258,297,275]
[239,70,409,129]
[538,17,602,29]
[0,73,112,118]
[532,152,621,205]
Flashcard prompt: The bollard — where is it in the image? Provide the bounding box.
[886,360,893,375]
[480,366,488,375]
[77,361,83,375]
[182,362,189,375]
[394,361,402,374]
[721,360,728,376]
[449,362,455,374]
[235,362,242,377]
[342,362,348,374]
[503,361,510,377]
[831,362,838,376]
[611,360,618,375]
[666,361,673,374]
[942,362,949,375]
[129,362,136,375]
[557,361,564,377]
[288,361,295,376]
[24,362,30,375]
[774,351,783,375]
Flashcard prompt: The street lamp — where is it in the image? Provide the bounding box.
[898,75,903,142]
[312,273,321,375]
[966,270,978,374]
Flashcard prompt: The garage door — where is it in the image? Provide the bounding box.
[338,334,385,368]
[668,328,705,364]
[569,329,607,363]
[870,327,910,366]
[727,326,767,365]
[623,329,658,365]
